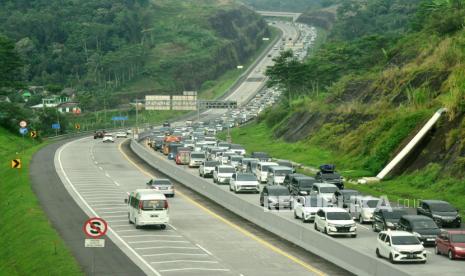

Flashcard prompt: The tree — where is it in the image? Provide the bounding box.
[0,35,23,92]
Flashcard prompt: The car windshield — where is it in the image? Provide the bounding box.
[275,170,291,176]
[391,236,420,245]
[231,156,242,161]
[320,187,338,193]
[364,200,380,208]
[269,189,290,196]
[237,174,256,181]
[153,180,171,185]
[451,234,465,243]
[191,153,205,159]
[382,210,406,219]
[219,167,235,173]
[430,203,456,212]
[299,180,314,188]
[205,162,218,167]
[303,198,319,207]
[327,212,351,220]
[141,200,166,211]
[412,220,438,229]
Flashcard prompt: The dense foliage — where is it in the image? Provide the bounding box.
[242,0,336,12]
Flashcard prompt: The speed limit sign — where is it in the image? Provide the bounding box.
[83,217,108,238]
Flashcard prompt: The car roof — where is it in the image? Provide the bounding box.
[294,175,315,180]
[314,183,338,188]
[402,215,434,221]
[217,165,234,168]
[321,207,347,213]
[381,230,415,237]
[134,189,166,200]
[422,200,450,205]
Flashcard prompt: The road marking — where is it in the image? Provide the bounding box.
[100,211,127,214]
[129,240,189,244]
[196,244,213,256]
[159,268,230,273]
[110,224,132,227]
[167,223,177,231]
[103,215,126,218]
[121,234,182,238]
[118,142,326,276]
[98,166,103,170]
[96,207,127,210]
[142,253,208,257]
[57,138,162,276]
[105,172,111,178]
[357,223,370,230]
[114,181,121,186]
[151,260,218,264]
[137,246,199,250]
[105,219,129,223]
[91,203,126,207]
[94,161,98,164]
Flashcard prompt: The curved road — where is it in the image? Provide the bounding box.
[53,137,347,275]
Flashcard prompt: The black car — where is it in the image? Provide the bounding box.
[251,152,271,161]
[417,200,461,228]
[397,215,441,246]
[93,130,105,139]
[315,164,344,190]
[283,173,306,188]
[163,121,171,127]
[289,176,316,196]
[332,189,360,208]
[372,207,408,232]
[260,185,292,210]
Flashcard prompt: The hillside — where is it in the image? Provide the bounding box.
[228,0,465,211]
[0,0,270,107]
[0,127,81,274]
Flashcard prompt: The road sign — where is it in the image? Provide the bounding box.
[19,127,28,135]
[19,120,27,128]
[51,123,60,129]
[75,123,81,130]
[111,116,128,121]
[30,131,37,138]
[11,159,21,169]
[85,239,105,248]
[83,218,108,238]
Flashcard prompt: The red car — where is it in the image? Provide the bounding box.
[435,230,465,260]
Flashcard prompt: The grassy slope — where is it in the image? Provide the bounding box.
[0,127,82,275]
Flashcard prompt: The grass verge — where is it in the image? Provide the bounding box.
[0,127,82,275]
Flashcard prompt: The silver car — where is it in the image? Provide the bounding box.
[147,179,175,197]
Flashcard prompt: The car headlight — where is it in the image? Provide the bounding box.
[455,247,465,251]
[268,198,277,203]
[432,214,442,219]
[328,223,337,228]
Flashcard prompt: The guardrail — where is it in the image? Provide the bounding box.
[130,139,411,276]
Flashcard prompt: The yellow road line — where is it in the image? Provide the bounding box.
[118,141,326,276]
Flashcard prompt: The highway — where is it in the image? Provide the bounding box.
[134,142,465,275]
[53,137,348,275]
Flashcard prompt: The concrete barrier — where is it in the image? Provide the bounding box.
[130,139,410,276]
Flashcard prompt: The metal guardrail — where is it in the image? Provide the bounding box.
[130,139,411,276]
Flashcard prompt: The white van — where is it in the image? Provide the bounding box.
[126,189,169,229]
[255,161,279,183]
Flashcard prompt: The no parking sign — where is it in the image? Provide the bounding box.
[83,217,108,238]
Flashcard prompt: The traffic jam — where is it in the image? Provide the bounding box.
[138,87,465,265]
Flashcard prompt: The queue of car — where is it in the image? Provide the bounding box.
[143,121,464,264]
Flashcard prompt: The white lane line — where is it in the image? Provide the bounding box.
[94,161,98,164]
[105,172,111,178]
[137,247,199,250]
[167,223,177,231]
[114,181,121,186]
[105,219,129,223]
[96,207,127,210]
[357,223,370,230]
[90,203,126,207]
[103,215,127,218]
[110,224,132,227]
[159,268,230,273]
[87,200,122,203]
[98,166,103,170]
[142,253,208,257]
[100,211,127,214]
[115,229,140,233]
[151,260,219,264]
[121,234,182,238]
[57,140,162,276]
[129,240,189,244]
[196,244,213,256]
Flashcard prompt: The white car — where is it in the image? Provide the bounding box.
[348,196,381,223]
[189,151,206,168]
[314,207,357,237]
[293,196,330,223]
[310,183,339,203]
[376,231,427,264]
[229,173,260,193]
[255,162,279,183]
[213,165,235,184]
[102,133,115,143]
[115,131,127,138]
